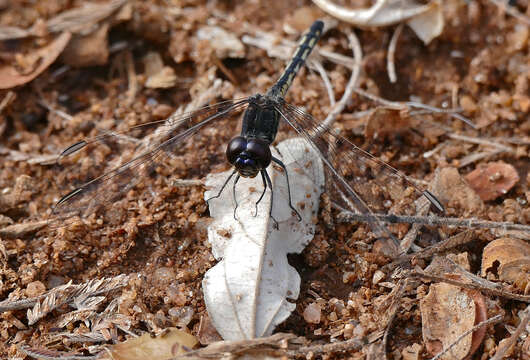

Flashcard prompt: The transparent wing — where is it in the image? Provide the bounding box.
[50,99,249,228]
[275,101,444,246]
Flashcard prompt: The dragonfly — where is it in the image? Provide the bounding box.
[52,20,444,245]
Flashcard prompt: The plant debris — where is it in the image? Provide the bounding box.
[0,0,529,358]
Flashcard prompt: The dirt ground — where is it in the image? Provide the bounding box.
[0,0,529,359]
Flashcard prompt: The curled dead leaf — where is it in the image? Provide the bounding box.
[312,0,444,44]
[420,282,487,360]
[482,237,530,292]
[464,161,520,201]
[100,328,197,360]
[0,32,71,89]
[420,282,475,359]
[420,255,488,360]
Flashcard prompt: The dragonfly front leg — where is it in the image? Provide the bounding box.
[271,156,302,221]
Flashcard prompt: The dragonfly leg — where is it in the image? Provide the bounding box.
[271,156,302,221]
[254,171,268,217]
[263,170,279,229]
[232,174,241,221]
[205,169,237,203]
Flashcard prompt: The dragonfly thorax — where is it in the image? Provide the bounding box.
[226,136,271,178]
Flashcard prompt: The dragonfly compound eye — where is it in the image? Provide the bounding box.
[226,136,247,165]
[246,138,271,169]
[226,136,271,178]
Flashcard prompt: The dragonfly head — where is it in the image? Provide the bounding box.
[226,136,271,178]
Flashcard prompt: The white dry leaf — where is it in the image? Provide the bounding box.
[312,0,444,44]
[203,138,324,340]
[197,26,245,59]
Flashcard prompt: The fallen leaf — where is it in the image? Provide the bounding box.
[464,161,520,201]
[482,237,530,291]
[196,26,245,59]
[101,328,197,360]
[0,32,71,89]
[430,167,484,217]
[203,138,324,340]
[312,0,444,44]
[420,282,476,359]
[61,22,109,67]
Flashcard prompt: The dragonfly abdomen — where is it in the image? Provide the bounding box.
[267,20,324,99]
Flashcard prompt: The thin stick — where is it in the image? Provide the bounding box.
[125,50,137,106]
[448,133,514,152]
[337,209,530,233]
[0,91,15,114]
[387,23,403,83]
[430,315,503,360]
[385,231,476,271]
[312,59,336,106]
[405,269,530,302]
[320,31,362,130]
[37,100,74,122]
[352,88,475,128]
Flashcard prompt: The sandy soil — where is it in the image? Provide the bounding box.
[0,0,529,358]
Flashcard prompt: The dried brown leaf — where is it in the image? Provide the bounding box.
[420,282,476,359]
[465,161,520,201]
[100,328,197,360]
[0,32,71,89]
[481,237,530,280]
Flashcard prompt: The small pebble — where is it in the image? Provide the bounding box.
[26,281,46,297]
[303,302,321,324]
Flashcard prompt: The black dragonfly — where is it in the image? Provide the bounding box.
[52,20,444,245]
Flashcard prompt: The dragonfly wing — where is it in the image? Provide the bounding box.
[276,101,442,245]
[50,99,249,227]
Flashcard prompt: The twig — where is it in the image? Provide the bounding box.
[0,91,15,113]
[170,178,205,187]
[320,31,362,130]
[19,346,98,360]
[491,305,530,360]
[387,23,403,83]
[458,149,506,168]
[447,133,514,152]
[430,314,503,360]
[385,231,476,271]
[337,209,530,233]
[352,87,475,128]
[288,336,367,357]
[381,279,407,357]
[402,261,530,302]
[313,60,335,106]
[125,50,137,106]
[37,99,74,122]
